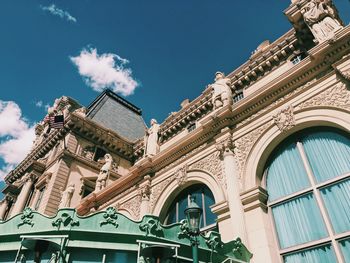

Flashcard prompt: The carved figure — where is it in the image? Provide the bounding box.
[302,0,342,42]
[58,183,75,209]
[74,107,87,117]
[95,154,113,191]
[211,72,233,109]
[144,119,160,156]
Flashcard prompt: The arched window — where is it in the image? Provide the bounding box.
[163,184,217,231]
[265,128,350,262]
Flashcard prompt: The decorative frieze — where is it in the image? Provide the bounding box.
[190,151,225,189]
[297,83,350,110]
[273,105,295,132]
[234,122,272,181]
[119,195,141,219]
[174,164,188,186]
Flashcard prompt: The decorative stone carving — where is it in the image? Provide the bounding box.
[297,83,350,110]
[211,72,233,109]
[119,195,141,219]
[144,119,160,157]
[150,176,175,211]
[74,107,87,117]
[174,164,188,186]
[52,212,79,229]
[81,145,95,160]
[100,207,119,228]
[190,152,226,189]
[139,216,163,237]
[17,207,34,228]
[234,122,272,181]
[58,183,75,209]
[140,176,152,201]
[95,154,113,191]
[301,0,343,43]
[237,79,317,127]
[216,137,234,159]
[273,105,295,132]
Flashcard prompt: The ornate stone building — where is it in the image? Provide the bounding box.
[1,1,350,262]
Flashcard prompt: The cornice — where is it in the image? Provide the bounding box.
[227,29,299,90]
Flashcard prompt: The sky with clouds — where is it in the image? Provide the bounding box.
[0,0,349,188]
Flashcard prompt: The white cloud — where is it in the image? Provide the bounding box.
[35,100,50,111]
[40,4,77,23]
[70,48,139,96]
[0,101,35,181]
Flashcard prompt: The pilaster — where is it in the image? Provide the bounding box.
[216,129,248,244]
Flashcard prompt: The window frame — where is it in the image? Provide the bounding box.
[265,129,350,262]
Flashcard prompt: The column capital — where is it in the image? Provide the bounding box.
[216,136,235,159]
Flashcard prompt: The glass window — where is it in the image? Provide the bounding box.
[340,239,350,262]
[265,128,350,262]
[272,193,327,249]
[163,184,216,230]
[320,179,350,234]
[267,142,310,201]
[303,132,350,183]
[283,245,336,263]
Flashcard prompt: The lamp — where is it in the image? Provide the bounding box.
[184,196,202,263]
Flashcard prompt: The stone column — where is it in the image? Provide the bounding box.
[11,174,35,216]
[0,198,9,220]
[218,137,248,244]
[139,175,151,219]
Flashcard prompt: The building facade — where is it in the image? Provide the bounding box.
[1,0,350,262]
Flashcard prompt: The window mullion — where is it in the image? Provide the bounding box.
[297,142,345,263]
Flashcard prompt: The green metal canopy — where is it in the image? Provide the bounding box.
[0,207,252,263]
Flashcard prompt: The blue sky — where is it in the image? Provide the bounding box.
[0,0,349,187]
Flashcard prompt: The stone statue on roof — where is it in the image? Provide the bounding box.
[301,0,342,43]
[58,183,75,209]
[211,72,233,109]
[144,119,160,157]
[95,154,113,191]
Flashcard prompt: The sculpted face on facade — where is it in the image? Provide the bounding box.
[58,183,75,209]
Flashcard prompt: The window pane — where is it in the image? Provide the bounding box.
[320,179,350,234]
[203,187,216,226]
[283,245,336,263]
[272,194,327,248]
[267,143,310,201]
[303,131,350,183]
[340,239,350,263]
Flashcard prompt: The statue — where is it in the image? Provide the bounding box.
[211,72,233,109]
[302,0,342,43]
[95,154,113,191]
[144,119,160,157]
[58,183,75,209]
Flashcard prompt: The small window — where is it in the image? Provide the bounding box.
[93,147,106,162]
[34,187,46,211]
[233,93,244,103]
[291,55,302,65]
[187,123,196,133]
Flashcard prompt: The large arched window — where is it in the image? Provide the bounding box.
[265,128,350,262]
[163,184,217,231]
